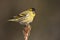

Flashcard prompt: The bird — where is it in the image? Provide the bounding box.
[8,8,36,25]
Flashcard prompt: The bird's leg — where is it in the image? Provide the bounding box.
[23,24,31,40]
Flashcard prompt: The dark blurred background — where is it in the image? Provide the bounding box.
[0,0,60,40]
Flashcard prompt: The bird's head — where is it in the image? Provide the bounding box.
[28,8,35,11]
[28,8,36,17]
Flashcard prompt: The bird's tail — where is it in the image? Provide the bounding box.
[8,19,18,22]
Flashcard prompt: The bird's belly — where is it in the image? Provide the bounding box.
[19,16,33,24]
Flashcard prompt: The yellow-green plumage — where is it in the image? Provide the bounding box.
[8,8,36,25]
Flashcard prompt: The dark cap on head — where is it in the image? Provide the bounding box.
[31,8,35,11]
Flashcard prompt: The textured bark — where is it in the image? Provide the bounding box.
[23,25,31,40]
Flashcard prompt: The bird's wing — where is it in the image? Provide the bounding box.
[19,11,28,17]
[13,11,28,19]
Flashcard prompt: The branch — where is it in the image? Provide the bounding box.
[23,25,31,40]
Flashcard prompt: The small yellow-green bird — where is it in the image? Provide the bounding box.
[8,8,36,25]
